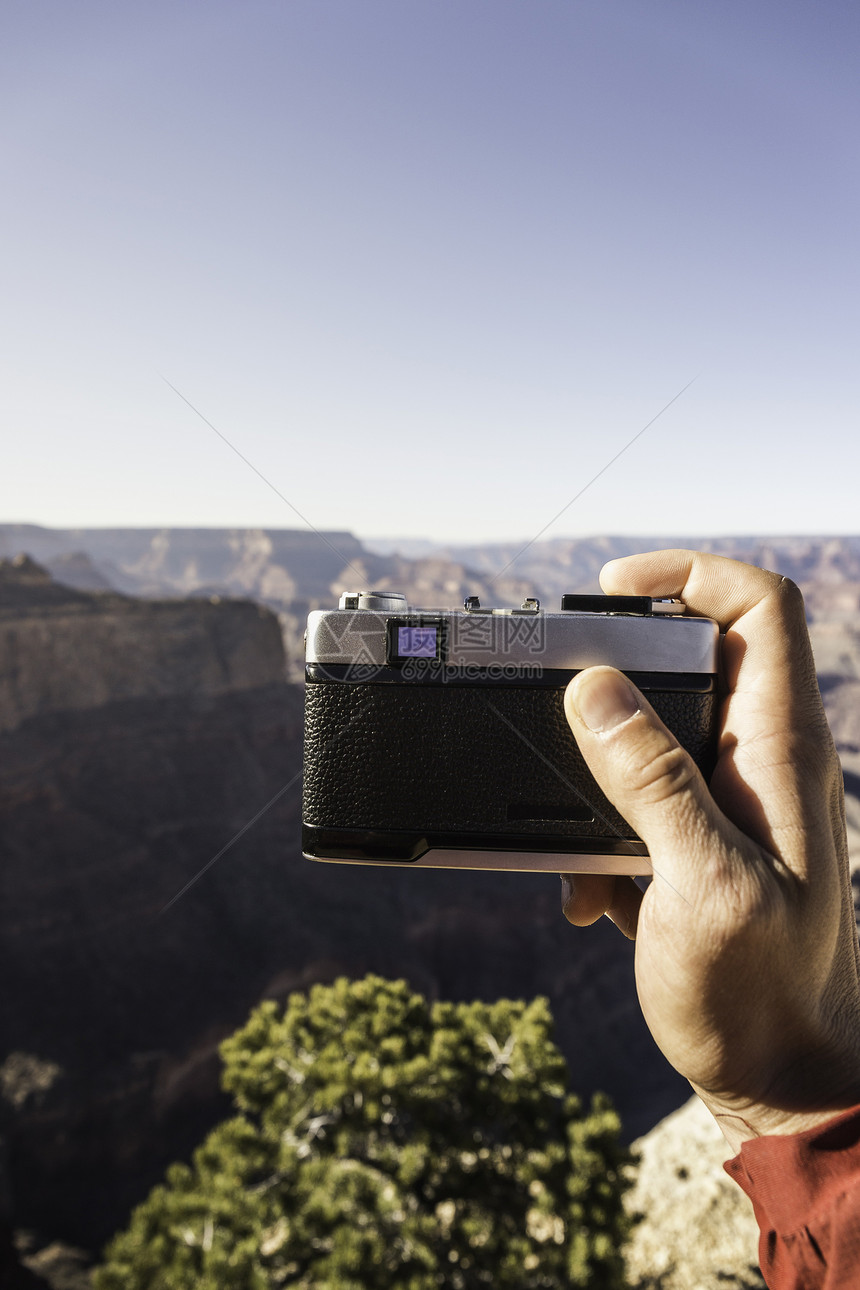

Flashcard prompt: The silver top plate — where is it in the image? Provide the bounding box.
[306,607,719,673]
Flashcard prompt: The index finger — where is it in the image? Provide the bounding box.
[600,550,838,870]
[599,549,819,712]
[599,549,786,631]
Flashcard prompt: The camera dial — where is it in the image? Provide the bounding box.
[338,590,407,612]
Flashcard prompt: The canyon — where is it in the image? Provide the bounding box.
[1,526,858,1287]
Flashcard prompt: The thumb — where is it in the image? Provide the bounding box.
[564,666,728,899]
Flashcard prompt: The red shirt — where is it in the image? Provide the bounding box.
[725,1105,860,1288]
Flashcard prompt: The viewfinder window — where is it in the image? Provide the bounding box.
[387,617,446,664]
[397,625,438,658]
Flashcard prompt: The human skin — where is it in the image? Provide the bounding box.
[561,550,860,1153]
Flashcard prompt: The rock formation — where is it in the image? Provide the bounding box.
[0,554,286,732]
[624,1097,764,1289]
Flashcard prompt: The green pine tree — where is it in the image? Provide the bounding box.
[94,975,636,1289]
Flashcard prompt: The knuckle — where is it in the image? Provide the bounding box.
[776,573,804,607]
[772,574,808,627]
[622,738,698,806]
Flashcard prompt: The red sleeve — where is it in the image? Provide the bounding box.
[724,1104,860,1289]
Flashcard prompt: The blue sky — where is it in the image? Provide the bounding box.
[3,0,858,544]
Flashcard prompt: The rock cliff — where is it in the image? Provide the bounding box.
[0,555,286,733]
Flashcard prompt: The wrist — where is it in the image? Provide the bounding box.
[695,1093,860,1155]
[686,994,860,1153]
[693,1053,860,1154]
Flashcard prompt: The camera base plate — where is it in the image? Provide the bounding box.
[304,848,653,875]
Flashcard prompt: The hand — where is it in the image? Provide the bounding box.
[562,551,860,1151]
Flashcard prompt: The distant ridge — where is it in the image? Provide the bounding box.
[0,523,366,600]
[4,523,860,605]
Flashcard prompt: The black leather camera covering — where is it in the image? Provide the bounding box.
[303,680,716,841]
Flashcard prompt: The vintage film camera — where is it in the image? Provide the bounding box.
[303,590,719,874]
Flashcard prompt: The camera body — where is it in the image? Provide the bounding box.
[303,590,719,874]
